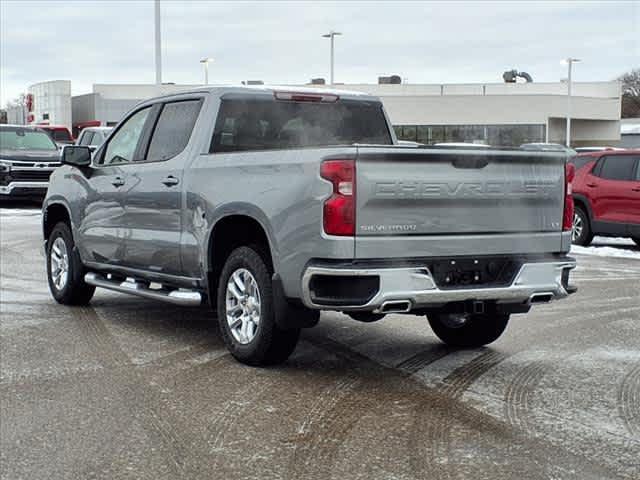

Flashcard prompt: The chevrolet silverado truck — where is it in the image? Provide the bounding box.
[42,86,577,366]
[1,125,61,200]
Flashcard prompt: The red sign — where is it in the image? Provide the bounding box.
[26,94,34,112]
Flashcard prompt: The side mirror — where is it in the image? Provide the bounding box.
[61,145,92,167]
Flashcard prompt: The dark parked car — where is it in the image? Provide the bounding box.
[0,125,61,201]
[571,150,640,246]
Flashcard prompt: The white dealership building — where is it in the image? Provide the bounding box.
[12,79,623,147]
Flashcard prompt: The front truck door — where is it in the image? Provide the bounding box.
[120,98,203,276]
[590,155,638,232]
[77,106,152,266]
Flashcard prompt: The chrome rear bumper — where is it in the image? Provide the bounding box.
[301,259,576,312]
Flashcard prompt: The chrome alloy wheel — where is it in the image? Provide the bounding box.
[50,237,69,291]
[572,212,583,242]
[225,268,261,345]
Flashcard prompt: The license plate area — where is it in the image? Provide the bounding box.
[429,257,520,290]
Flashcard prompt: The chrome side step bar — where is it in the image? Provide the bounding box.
[84,272,202,306]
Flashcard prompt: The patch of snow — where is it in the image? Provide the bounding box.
[571,244,640,259]
[591,236,635,246]
[0,208,42,225]
[571,236,640,259]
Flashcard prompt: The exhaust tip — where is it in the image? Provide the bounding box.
[380,300,412,313]
[529,293,554,304]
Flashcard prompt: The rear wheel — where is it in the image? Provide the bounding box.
[46,222,95,305]
[572,206,593,246]
[346,312,386,323]
[427,312,510,348]
[216,246,300,366]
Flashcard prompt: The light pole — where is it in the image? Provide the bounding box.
[154,0,162,84]
[563,57,581,147]
[322,31,342,85]
[200,58,214,85]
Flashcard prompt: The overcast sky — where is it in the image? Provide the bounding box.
[1,0,638,106]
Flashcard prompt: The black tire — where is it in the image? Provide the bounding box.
[346,312,386,323]
[427,312,509,348]
[572,206,593,246]
[216,246,300,366]
[46,222,95,305]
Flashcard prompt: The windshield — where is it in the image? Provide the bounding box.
[0,129,58,151]
[211,97,392,152]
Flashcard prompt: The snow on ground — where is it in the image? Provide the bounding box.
[0,208,42,226]
[571,236,640,260]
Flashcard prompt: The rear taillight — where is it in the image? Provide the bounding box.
[320,159,355,236]
[563,162,575,231]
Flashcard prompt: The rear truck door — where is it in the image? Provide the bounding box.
[354,146,568,259]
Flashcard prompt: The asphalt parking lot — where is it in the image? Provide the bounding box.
[1,206,639,480]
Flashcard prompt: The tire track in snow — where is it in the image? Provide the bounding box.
[409,349,508,480]
[504,354,555,434]
[70,307,198,477]
[287,374,362,479]
[396,345,454,374]
[618,363,640,438]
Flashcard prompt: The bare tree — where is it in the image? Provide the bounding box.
[618,68,640,118]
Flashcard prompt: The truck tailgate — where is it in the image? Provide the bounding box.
[354,147,567,258]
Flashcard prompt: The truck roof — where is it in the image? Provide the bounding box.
[140,84,377,104]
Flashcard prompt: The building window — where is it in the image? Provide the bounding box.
[393,124,544,146]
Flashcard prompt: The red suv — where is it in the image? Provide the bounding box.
[570,150,640,246]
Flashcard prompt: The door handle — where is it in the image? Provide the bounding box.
[632,187,640,192]
[162,175,179,187]
[586,183,597,188]
[112,176,125,187]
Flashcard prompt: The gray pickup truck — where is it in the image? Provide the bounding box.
[43,86,576,365]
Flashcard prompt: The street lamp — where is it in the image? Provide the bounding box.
[562,58,581,147]
[322,31,342,85]
[200,57,214,85]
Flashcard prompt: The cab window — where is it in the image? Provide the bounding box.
[101,108,151,165]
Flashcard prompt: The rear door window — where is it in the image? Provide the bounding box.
[145,100,202,161]
[210,96,392,152]
[79,131,94,146]
[89,132,104,146]
[596,155,636,181]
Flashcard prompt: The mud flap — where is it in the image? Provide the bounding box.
[272,273,320,330]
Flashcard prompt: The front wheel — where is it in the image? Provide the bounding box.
[217,246,300,366]
[427,312,510,348]
[46,222,95,305]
